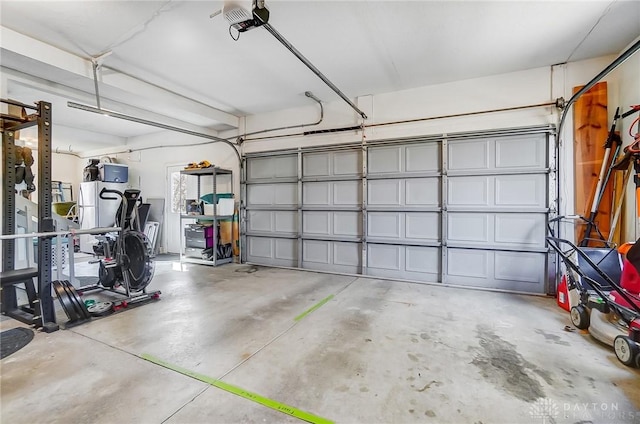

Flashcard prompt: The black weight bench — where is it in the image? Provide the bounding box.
[0,268,38,287]
[0,267,58,332]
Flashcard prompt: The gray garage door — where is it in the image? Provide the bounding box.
[242,125,555,293]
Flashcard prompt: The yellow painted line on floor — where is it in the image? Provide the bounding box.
[140,354,333,424]
[294,294,334,322]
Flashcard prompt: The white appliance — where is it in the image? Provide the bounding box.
[78,181,126,253]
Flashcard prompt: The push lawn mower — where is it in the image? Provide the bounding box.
[548,219,640,368]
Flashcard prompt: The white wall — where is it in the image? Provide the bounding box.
[613,39,640,241]
[229,57,620,163]
[52,152,82,201]
[7,149,82,207]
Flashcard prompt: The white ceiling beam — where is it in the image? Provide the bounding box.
[0,26,239,129]
[1,66,225,138]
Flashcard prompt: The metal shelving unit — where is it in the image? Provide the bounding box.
[179,166,234,266]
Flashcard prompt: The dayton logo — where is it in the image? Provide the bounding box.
[529,398,560,423]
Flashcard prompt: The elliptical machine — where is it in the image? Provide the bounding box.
[81,187,160,308]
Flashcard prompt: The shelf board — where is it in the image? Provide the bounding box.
[180,167,232,176]
[181,256,234,266]
[181,214,234,220]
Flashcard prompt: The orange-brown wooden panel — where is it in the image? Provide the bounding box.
[573,81,609,244]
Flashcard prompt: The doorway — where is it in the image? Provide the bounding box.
[165,164,187,254]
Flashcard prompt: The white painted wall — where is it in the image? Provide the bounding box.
[228,58,616,155]
[9,149,82,206]
[612,38,640,242]
[51,152,82,201]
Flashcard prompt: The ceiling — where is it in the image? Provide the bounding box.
[1,0,639,152]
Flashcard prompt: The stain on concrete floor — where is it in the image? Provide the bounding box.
[472,324,553,403]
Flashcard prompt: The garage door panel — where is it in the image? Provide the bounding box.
[368,146,401,174]
[447,212,545,248]
[366,244,440,282]
[303,182,330,205]
[447,248,545,292]
[247,211,273,233]
[247,155,297,180]
[301,240,361,273]
[368,244,401,271]
[368,212,439,241]
[334,242,361,267]
[369,143,440,174]
[495,174,545,207]
[303,240,331,264]
[247,184,275,206]
[448,249,489,279]
[248,210,298,235]
[449,140,489,171]
[405,144,440,172]
[448,135,546,172]
[368,178,439,207]
[302,211,362,237]
[494,214,545,246]
[334,151,361,175]
[276,238,297,260]
[405,246,439,274]
[334,181,361,205]
[248,184,297,206]
[275,211,298,233]
[368,213,401,239]
[405,213,440,240]
[368,180,401,206]
[495,136,545,169]
[448,174,545,208]
[406,178,439,206]
[494,251,544,285]
[333,212,361,236]
[303,211,330,235]
[303,151,362,177]
[448,177,489,206]
[448,214,489,242]
[247,236,297,267]
[248,237,272,259]
[303,181,362,206]
[303,153,330,176]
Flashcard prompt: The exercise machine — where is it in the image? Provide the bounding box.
[78,187,160,309]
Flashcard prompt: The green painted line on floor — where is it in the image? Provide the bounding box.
[294,294,334,322]
[141,353,217,385]
[140,354,333,424]
[210,379,333,424]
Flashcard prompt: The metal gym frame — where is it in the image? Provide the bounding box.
[1,98,58,332]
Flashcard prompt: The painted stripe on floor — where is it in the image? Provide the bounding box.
[141,354,333,424]
[294,294,334,322]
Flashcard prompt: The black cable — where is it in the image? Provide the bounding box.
[229,25,240,41]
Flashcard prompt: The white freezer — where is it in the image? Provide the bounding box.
[78,181,126,253]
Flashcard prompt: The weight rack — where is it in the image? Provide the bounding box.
[1,99,58,332]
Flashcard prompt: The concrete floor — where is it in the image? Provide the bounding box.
[1,261,639,424]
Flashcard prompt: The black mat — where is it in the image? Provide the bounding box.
[1,327,34,359]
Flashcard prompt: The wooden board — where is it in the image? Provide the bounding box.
[573,81,610,244]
